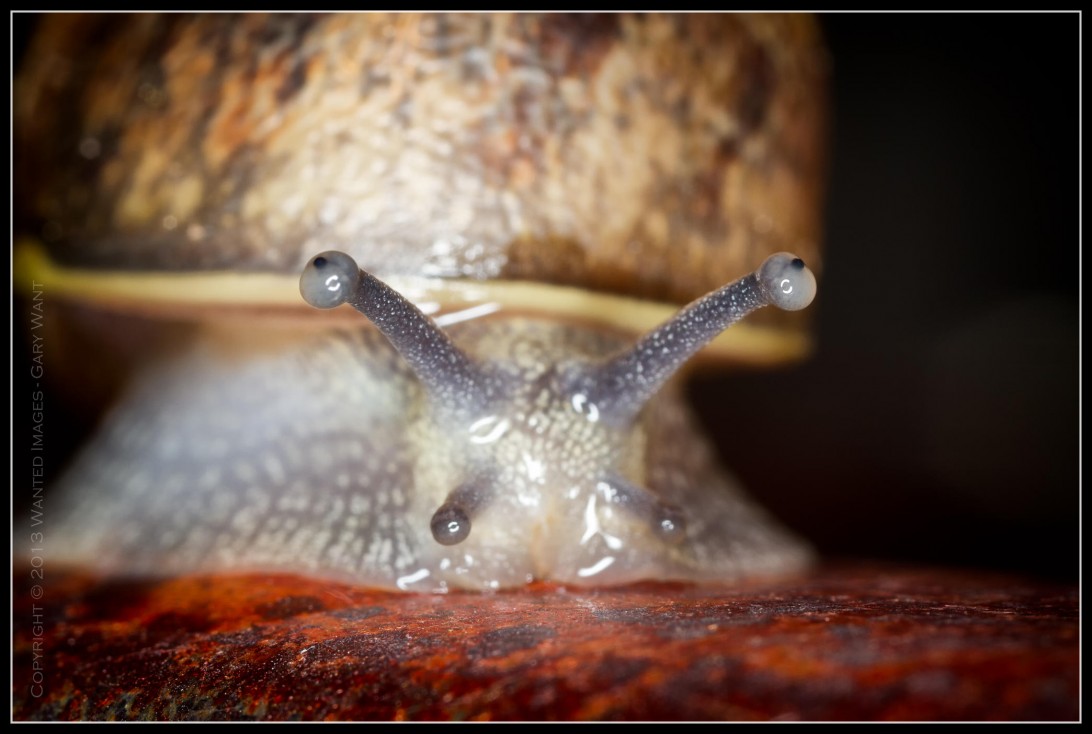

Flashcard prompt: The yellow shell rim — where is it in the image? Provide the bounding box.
[14,239,813,367]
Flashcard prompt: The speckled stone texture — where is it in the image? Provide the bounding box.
[12,564,1077,721]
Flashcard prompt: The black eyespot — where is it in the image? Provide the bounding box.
[313,256,328,268]
[791,258,805,269]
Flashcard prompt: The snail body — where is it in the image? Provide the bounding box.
[16,13,827,591]
[45,252,816,592]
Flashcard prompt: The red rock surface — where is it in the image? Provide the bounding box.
[12,564,1077,721]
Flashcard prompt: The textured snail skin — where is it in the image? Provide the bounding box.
[47,254,816,592]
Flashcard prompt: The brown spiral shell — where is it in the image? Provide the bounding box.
[15,13,826,326]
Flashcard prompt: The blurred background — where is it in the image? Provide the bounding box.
[13,13,1078,582]
[692,12,1079,581]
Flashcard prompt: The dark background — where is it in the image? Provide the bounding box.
[693,12,1079,581]
[13,13,1079,582]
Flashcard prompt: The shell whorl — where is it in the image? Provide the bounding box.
[17,13,826,312]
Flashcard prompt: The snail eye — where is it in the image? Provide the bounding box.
[299,251,360,308]
[756,252,817,312]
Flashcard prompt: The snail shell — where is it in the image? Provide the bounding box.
[15,13,827,591]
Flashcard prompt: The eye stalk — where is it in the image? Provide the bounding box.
[599,473,688,545]
[300,250,490,413]
[299,249,816,427]
[583,252,818,425]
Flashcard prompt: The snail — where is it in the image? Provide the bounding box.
[15,13,827,592]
